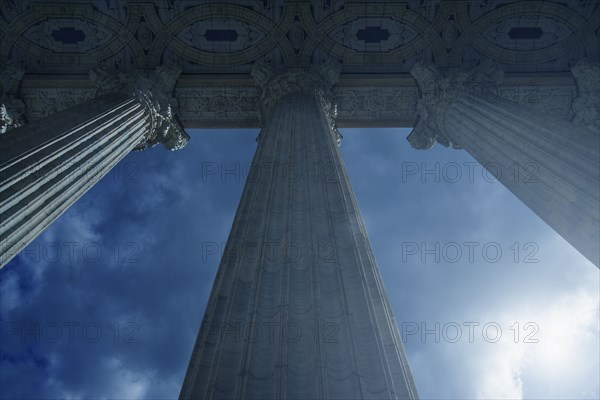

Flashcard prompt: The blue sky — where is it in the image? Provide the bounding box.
[1,127,598,399]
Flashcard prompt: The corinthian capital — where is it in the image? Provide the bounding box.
[0,62,26,134]
[571,60,600,132]
[89,63,189,151]
[409,61,503,150]
[251,59,342,129]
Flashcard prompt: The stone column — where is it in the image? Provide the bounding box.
[409,61,600,267]
[0,64,189,268]
[180,61,418,400]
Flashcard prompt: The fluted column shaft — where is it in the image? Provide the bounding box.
[180,65,418,399]
[410,62,600,267]
[1,94,144,268]
[0,65,188,268]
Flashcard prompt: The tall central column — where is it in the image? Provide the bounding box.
[180,62,418,400]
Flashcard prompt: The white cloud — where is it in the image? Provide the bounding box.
[476,346,524,399]
[470,288,599,399]
[344,127,599,400]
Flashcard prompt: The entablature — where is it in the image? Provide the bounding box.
[16,72,577,128]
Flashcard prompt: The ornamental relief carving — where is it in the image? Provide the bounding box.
[87,63,189,151]
[177,87,259,121]
[0,62,26,134]
[570,60,600,131]
[23,18,113,53]
[177,19,266,53]
[160,3,280,67]
[16,81,577,130]
[498,85,576,120]
[250,59,342,126]
[334,88,418,120]
[21,88,96,119]
[2,1,590,130]
[481,15,574,52]
[464,1,596,66]
[2,1,597,74]
[328,17,419,53]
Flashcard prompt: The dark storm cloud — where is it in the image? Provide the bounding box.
[0,129,258,398]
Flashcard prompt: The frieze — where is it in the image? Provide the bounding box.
[17,77,577,129]
[20,87,96,120]
[177,86,260,127]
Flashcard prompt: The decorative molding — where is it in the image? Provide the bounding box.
[16,76,578,130]
[177,18,266,54]
[251,59,342,136]
[2,1,597,75]
[0,62,26,134]
[0,103,24,134]
[177,85,259,127]
[22,18,113,53]
[21,87,96,120]
[89,63,189,151]
[328,17,419,53]
[132,89,189,151]
[497,83,575,120]
[409,61,503,149]
[571,60,600,132]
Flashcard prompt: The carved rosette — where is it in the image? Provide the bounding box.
[0,63,26,134]
[570,60,600,132]
[409,61,504,150]
[89,63,189,151]
[251,60,343,144]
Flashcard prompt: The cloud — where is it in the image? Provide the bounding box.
[1,127,597,400]
[340,128,599,399]
[476,345,524,399]
[0,270,21,312]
